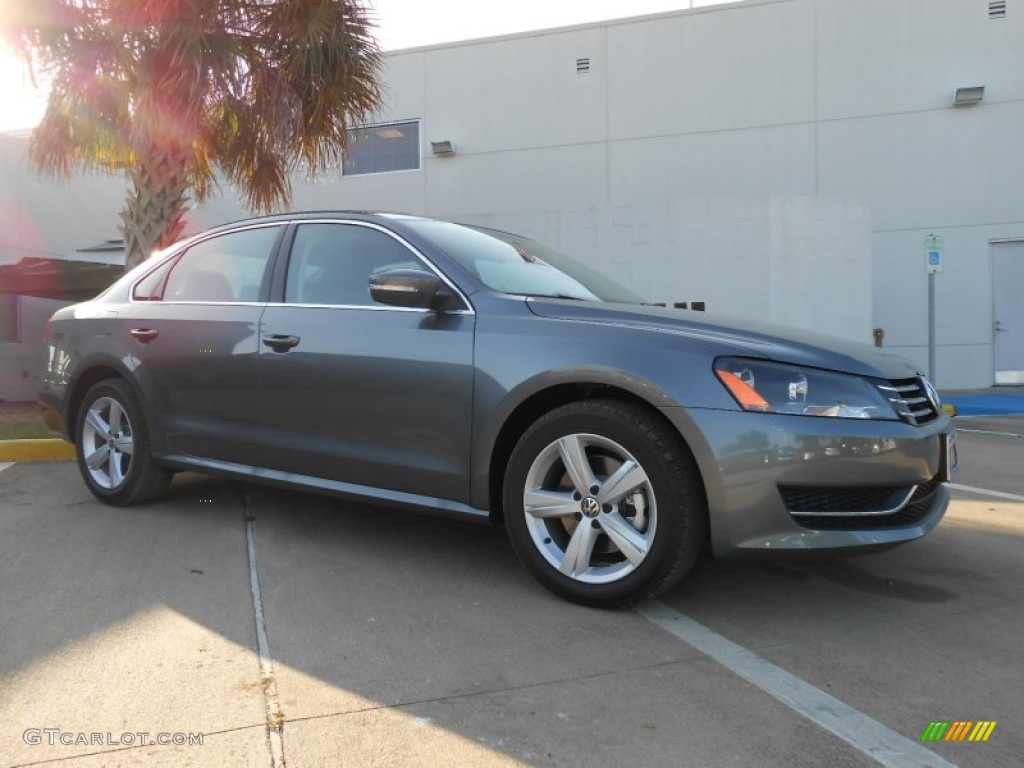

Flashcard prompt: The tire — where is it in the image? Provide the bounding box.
[75,379,172,506]
[504,399,707,608]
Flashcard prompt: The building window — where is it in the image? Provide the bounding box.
[343,120,421,176]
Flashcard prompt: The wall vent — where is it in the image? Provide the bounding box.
[576,57,590,74]
[989,1,1006,18]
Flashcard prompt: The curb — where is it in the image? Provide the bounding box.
[0,439,76,462]
[942,395,1024,417]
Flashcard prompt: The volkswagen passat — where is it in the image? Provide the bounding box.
[38,212,957,607]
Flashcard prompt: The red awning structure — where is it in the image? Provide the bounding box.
[0,242,124,302]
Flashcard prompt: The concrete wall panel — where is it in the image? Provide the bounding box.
[608,122,816,203]
[607,0,813,139]
[816,0,1024,120]
[818,102,1024,231]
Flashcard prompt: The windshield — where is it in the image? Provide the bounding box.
[403,220,645,304]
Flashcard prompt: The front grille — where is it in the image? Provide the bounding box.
[877,377,940,425]
[789,475,944,531]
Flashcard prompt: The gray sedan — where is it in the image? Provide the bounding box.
[38,212,957,607]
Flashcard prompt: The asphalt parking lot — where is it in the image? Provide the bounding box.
[1,415,1022,768]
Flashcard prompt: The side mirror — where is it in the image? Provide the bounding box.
[369,269,461,312]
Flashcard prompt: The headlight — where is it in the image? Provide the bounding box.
[714,357,899,420]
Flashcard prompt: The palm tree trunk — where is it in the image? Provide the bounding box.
[120,145,191,271]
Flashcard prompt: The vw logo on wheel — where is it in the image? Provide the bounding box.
[581,496,601,518]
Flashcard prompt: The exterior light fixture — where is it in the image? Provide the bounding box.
[430,140,456,156]
[952,86,984,106]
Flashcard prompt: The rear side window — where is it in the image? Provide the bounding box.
[284,223,424,306]
[132,258,176,301]
[134,226,280,302]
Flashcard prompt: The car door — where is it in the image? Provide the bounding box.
[258,220,475,503]
[124,224,283,464]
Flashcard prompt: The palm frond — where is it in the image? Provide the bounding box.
[10,0,383,268]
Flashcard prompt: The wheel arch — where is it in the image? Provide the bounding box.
[484,381,709,528]
[66,361,132,443]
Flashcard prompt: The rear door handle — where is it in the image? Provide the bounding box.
[129,328,159,343]
[262,334,301,352]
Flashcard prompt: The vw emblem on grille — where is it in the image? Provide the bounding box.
[921,377,941,408]
[581,496,601,518]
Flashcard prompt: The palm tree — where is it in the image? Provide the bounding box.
[1,0,383,270]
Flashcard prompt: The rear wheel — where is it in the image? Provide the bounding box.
[504,399,707,608]
[76,379,172,505]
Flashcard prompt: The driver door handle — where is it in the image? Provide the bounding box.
[129,328,159,343]
[262,334,301,352]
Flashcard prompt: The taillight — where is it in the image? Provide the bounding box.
[42,317,53,343]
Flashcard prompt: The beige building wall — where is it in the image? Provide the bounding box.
[2,0,1022,395]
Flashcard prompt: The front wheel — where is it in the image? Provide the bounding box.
[504,399,707,608]
[75,379,172,506]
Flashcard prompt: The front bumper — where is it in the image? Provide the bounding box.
[661,406,955,558]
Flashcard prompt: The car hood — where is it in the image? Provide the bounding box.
[526,299,922,381]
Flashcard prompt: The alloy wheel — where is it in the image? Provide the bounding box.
[81,396,135,490]
[522,432,657,584]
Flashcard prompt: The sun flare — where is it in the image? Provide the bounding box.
[0,49,48,133]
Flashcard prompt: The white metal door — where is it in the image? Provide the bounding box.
[993,241,1024,384]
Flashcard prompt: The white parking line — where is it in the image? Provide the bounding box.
[638,602,955,768]
[0,462,14,473]
[957,428,1023,437]
[948,483,1024,503]
[245,510,285,768]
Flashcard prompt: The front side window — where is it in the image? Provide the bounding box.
[139,226,280,303]
[285,223,423,306]
[343,120,420,176]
